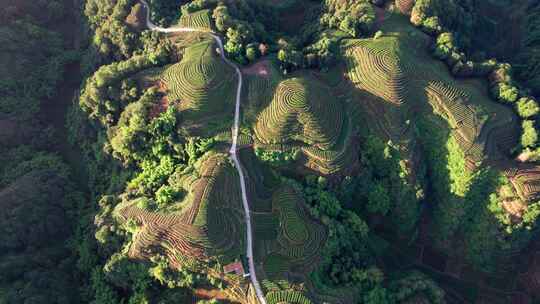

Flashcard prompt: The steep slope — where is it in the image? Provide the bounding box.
[114,152,245,265]
[162,39,236,134]
[343,33,518,166]
[254,76,344,149]
[252,73,356,174]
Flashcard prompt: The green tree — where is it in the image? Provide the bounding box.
[521,120,538,148]
[363,286,393,304]
[367,182,391,215]
[245,45,258,62]
[495,83,519,103]
[516,97,540,118]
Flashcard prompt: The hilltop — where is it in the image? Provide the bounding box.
[5,0,540,303]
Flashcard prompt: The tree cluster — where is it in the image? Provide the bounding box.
[339,135,424,235]
[84,0,140,65]
[410,0,474,47]
[0,10,72,120]
[416,117,537,271]
[284,0,377,72]
[411,0,540,161]
[514,4,540,97]
[0,148,84,304]
[0,2,85,301]
[146,0,185,27]
[282,177,385,293]
[179,0,273,65]
[255,148,301,167]
[79,41,171,127]
[320,0,376,38]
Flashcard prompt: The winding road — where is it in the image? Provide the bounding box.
[140,2,267,303]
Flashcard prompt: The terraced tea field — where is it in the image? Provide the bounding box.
[266,290,312,304]
[251,71,358,174]
[254,75,344,149]
[506,165,540,202]
[162,39,236,131]
[114,153,245,264]
[178,9,213,30]
[257,185,327,277]
[343,30,518,166]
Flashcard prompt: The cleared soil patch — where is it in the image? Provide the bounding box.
[242,59,271,79]
[194,288,233,302]
[149,80,169,119]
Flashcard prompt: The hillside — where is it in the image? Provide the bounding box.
[5,0,540,303]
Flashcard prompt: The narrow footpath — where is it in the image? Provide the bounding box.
[140,2,266,303]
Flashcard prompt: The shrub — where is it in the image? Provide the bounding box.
[155,185,180,208]
[521,120,538,148]
[367,182,391,215]
[516,97,540,118]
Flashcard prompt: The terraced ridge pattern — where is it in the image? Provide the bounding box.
[262,185,327,279]
[343,34,518,167]
[178,9,213,30]
[252,74,355,174]
[114,153,245,265]
[263,280,312,304]
[395,0,415,14]
[162,39,236,127]
[506,165,540,202]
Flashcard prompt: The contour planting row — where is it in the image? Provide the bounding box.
[263,254,291,279]
[182,155,219,224]
[272,186,326,265]
[247,75,274,110]
[302,143,356,174]
[117,204,208,259]
[187,157,245,260]
[344,41,409,105]
[239,150,278,204]
[157,221,208,258]
[163,40,235,118]
[481,118,518,159]
[179,9,213,30]
[266,290,312,304]
[252,212,280,240]
[273,186,310,244]
[426,82,481,142]
[301,115,356,174]
[509,167,540,201]
[254,77,344,150]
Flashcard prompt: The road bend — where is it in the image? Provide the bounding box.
[140,2,267,303]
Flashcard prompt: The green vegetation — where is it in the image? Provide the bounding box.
[254,76,343,148]
[146,0,184,26]
[0,1,87,302]
[7,0,540,303]
[162,39,235,124]
[409,0,540,160]
[179,9,213,30]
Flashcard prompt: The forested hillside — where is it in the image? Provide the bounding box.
[0,0,83,302]
[3,0,540,303]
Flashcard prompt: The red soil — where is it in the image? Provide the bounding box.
[242,59,271,79]
[149,80,169,119]
[193,288,231,302]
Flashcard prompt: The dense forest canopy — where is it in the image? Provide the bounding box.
[3,0,540,303]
